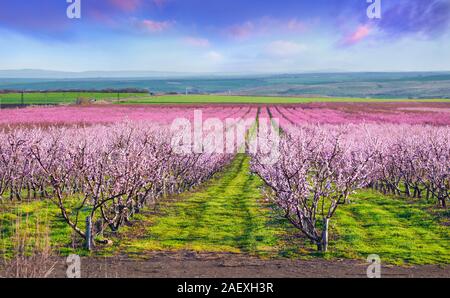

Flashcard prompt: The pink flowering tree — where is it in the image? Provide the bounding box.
[251,125,377,252]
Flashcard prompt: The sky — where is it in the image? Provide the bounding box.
[0,0,449,73]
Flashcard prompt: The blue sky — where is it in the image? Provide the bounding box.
[0,0,449,73]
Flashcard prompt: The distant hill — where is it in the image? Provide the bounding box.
[0,69,200,79]
[1,71,450,99]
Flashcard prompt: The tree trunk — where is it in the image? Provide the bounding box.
[85,216,93,251]
[320,218,329,252]
[405,184,410,197]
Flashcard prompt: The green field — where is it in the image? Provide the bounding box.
[1,155,448,265]
[120,95,450,104]
[1,92,450,105]
[0,92,146,105]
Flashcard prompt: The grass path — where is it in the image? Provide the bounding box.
[124,154,285,256]
[332,191,450,265]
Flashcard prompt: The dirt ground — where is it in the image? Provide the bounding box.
[46,252,450,278]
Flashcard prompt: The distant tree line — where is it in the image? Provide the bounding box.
[0,88,149,94]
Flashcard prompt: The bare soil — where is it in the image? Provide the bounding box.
[48,252,449,278]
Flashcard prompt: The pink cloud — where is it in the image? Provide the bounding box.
[227,21,255,40]
[109,0,142,12]
[139,19,173,32]
[286,19,308,32]
[184,37,210,47]
[342,25,371,46]
[225,18,314,41]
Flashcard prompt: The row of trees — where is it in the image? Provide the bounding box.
[369,125,449,208]
[251,124,449,252]
[0,122,233,248]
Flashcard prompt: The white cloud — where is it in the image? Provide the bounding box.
[205,51,224,62]
[184,37,210,47]
[265,40,307,58]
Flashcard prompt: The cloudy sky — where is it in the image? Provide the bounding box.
[0,0,449,73]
